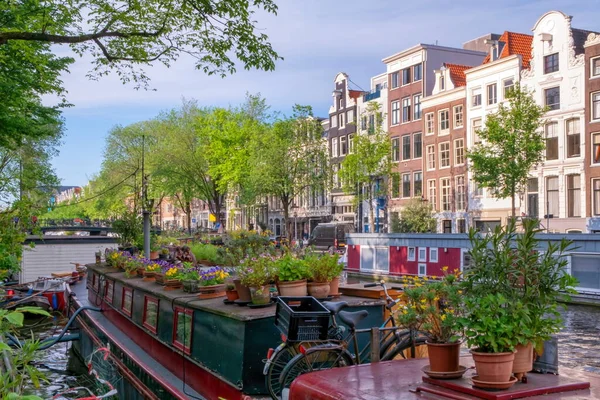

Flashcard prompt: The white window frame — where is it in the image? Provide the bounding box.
[426,145,436,171]
[453,105,463,128]
[592,57,600,78]
[418,248,427,262]
[454,138,465,165]
[425,113,434,135]
[438,109,449,134]
[413,94,422,120]
[429,248,438,263]
[503,78,514,98]
[331,137,338,157]
[487,83,497,105]
[402,97,411,123]
[439,142,450,169]
[407,247,416,261]
[391,100,400,125]
[471,88,482,107]
[592,92,600,121]
[391,137,400,162]
[418,263,427,277]
[340,136,347,156]
[339,112,345,128]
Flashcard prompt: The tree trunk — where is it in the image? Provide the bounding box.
[186,201,192,235]
[282,196,290,241]
[511,183,516,222]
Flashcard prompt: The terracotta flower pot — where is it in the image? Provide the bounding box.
[164,279,182,291]
[513,342,534,380]
[277,279,307,297]
[226,289,239,301]
[234,279,252,302]
[150,251,159,260]
[307,282,330,299]
[136,267,145,277]
[250,285,271,305]
[154,273,165,285]
[183,279,201,293]
[329,276,340,296]
[427,341,461,373]
[470,349,515,383]
[197,284,226,299]
[143,271,155,281]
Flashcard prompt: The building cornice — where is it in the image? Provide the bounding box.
[421,87,466,109]
[464,54,521,76]
[382,44,485,64]
[585,32,600,48]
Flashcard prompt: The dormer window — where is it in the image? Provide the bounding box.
[439,76,445,91]
[544,53,559,74]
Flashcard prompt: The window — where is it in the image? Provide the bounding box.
[441,178,451,211]
[402,135,411,160]
[413,133,422,158]
[391,101,400,125]
[527,178,539,218]
[173,307,193,354]
[121,287,133,317]
[425,113,434,134]
[457,219,466,233]
[593,133,600,164]
[414,64,422,81]
[567,174,581,218]
[338,97,343,110]
[454,105,463,128]
[427,180,437,209]
[408,247,416,261]
[487,83,497,105]
[413,94,422,120]
[593,92,600,120]
[546,176,559,217]
[402,68,411,85]
[594,179,600,216]
[472,88,482,107]
[401,173,411,198]
[331,137,338,157]
[545,87,560,110]
[426,145,436,170]
[348,134,354,153]
[391,137,400,162]
[92,273,99,292]
[456,176,466,211]
[439,76,445,91]
[593,58,600,77]
[566,118,580,158]
[368,114,375,134]
[376,112,383,127]
[544,53,559,74]
[347,109,354,123]
[332,164,339,187]
[439,110,449,132]
[402,97,411,123]
[339,113,345,128]
[439,142,450,168]
[545,122,558,160]
[443,220,452,233]
[340,136,347,156]
[143,296,159,334]
[471,119,482,146]
[503,78,514,98]
[391,72,399,88]
[414,171,422,196]
[104,280,114,303]
[454,139,465,165]
[418,264,427,277]
[361,116,367,130]
[429,248,438,263]
[391,173,400,198]
[330,115,337,128]
[418,248,427,262]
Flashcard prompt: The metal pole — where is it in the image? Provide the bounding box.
[142,135,150,259]
[294,214,298,242]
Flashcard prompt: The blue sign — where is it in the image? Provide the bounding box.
[192,218,197,223]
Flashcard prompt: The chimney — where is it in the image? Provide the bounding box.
[484,39,499,61]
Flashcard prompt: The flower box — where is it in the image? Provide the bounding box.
[197,284,226,299]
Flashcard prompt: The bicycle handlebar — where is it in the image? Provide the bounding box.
[363,283,378,288]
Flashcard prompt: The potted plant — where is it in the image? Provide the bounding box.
[181,263,201,293]
[305,252,340,298]
[328,255,345,296]
[191,243,221,266]
[159,247,170,260]
[112,211,142,253]
[124,257,141,278]
[144,262,161,281]
[197,267,230,299]
[238,255,274,305]
[225,283,239,301]
[163,266,182,290]
[275,253,309,296]
[397,268,464,374]
[149,236,160,260]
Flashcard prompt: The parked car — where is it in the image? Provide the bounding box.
[307,223,355,252]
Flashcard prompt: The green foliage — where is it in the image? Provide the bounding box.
[0,202,41,281]
[339,102,391,233]
[304,252,341,283]
[112,211,142,247]
[461,219,577,353]
[396,271,463,343]
[238,255,275,287]
[391,199,437,233]
[190,243,220,263]
[275,253,309,282]
[468,83,546,218]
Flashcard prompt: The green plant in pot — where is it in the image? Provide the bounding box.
[124,257,141,278]
[305,252,340,299]
[275,253,309,296]
[225,283,239,302]
[238,255,275,305]
[149,236,160,260]
[397,269,464,375]
[112,211,142,251]
[180,262,200,293]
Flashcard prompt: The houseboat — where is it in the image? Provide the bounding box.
[70,263,386,399]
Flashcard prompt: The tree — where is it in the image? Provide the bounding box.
[339,102,391,233]
[251,105,328,237]
[390,198,436,233]
[468,83,546,220]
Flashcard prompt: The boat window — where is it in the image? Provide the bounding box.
[92,273,100,292]
[173,307,193,354]
[143,296,159,334]
[105,280,114,304]
[121,287,133,317]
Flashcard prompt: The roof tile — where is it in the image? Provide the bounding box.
[482,31,533,69]
[443,63,471,87]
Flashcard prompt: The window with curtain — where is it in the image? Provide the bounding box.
[546,176,559,217]
[545,122,559,160]
[567,174,581,217]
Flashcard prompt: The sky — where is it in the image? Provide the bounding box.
[50,0,600,186]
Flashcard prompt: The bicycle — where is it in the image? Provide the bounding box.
[277,283,426,395]
[263,281,422,399]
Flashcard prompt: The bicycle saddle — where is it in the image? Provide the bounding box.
[322,301,348,315]
[338,310,369,329]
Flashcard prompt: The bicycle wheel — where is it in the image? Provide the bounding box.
[280,348,354,392]
[383,332,428,361]
[265,343,298,399]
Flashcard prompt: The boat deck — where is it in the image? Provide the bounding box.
[70,280,206,399]
[289,356,600,399]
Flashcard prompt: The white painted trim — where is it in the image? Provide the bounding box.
[430,248,439,263]
[408,247,416,262]
[418,263,427,277]
[418,247,427,262]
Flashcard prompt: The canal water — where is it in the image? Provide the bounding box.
[19,303,600,398]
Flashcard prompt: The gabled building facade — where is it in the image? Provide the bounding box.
[584,33,600,232]
[521,11,596,233]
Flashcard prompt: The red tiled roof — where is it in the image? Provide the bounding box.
[483,31,533,68]
[444,63,471,87]
[348,90,362,100]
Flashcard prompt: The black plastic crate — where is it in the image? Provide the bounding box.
[275,296,330,342]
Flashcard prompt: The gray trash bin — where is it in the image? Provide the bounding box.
[533,336,558,374]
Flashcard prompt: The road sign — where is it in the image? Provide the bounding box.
[192,218,197,223]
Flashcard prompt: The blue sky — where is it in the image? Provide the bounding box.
[51,0,600,186]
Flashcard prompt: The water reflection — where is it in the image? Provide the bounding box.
[557,304,600,374]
